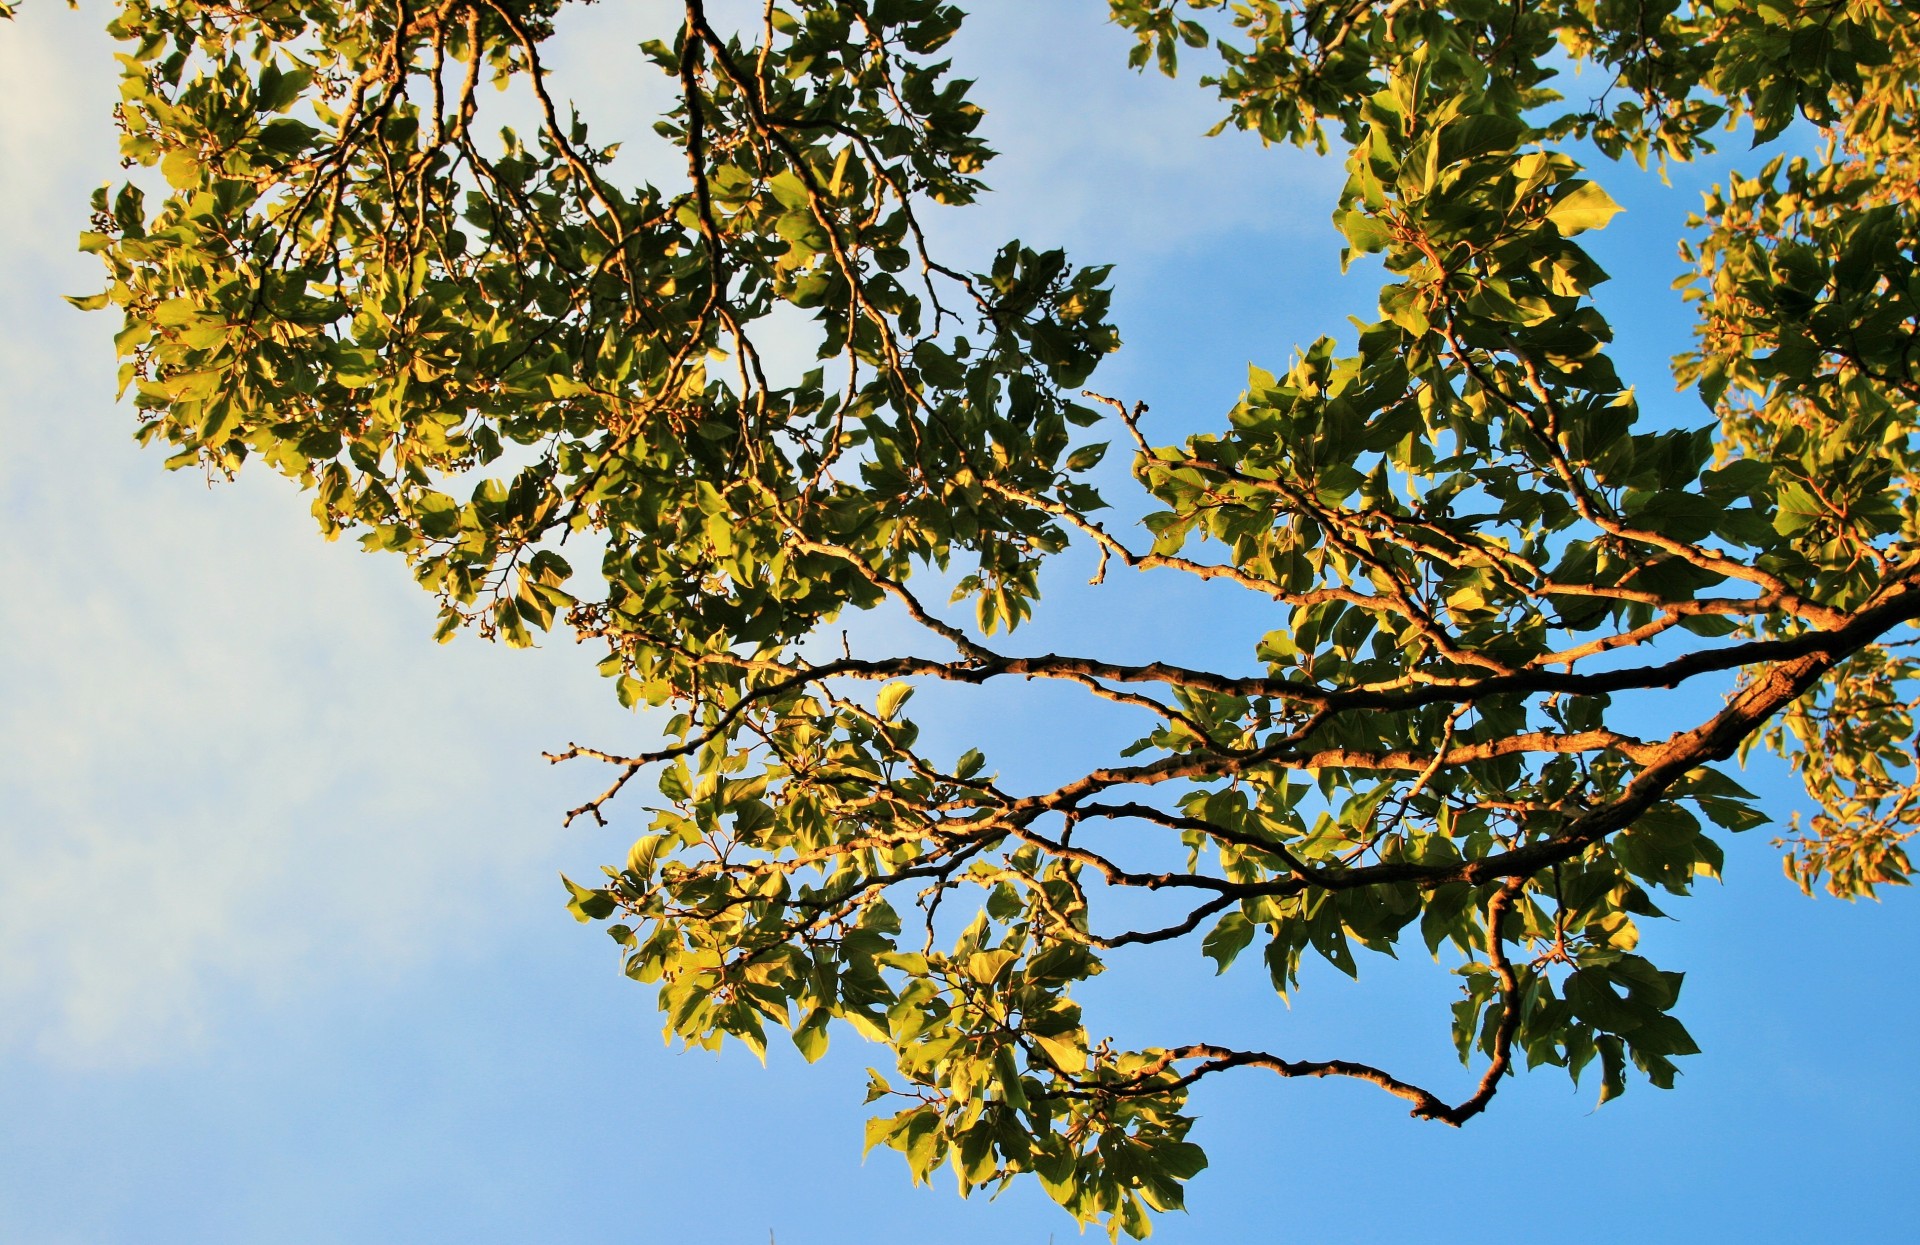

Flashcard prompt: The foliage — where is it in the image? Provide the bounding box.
[27,0,1920,1234]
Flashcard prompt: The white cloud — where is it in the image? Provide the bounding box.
[0,332,641,1064]
[0,7,643,1066]
[941,6,1342,258]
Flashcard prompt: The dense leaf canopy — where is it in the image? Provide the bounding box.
[24,0,1920,1234]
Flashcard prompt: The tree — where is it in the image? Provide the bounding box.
[33,0,1920,1234]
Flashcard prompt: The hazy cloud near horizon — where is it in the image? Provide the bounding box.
[0,9,630,1066]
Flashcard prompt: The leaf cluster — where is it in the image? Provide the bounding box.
[53,0,1920,1236]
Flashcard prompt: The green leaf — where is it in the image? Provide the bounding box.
[561,875,615,924]
[626,834,666,879]
[793,1008,831,1063]
[1773,481,1824,534]
[876,681,914,721]
[1201,911,1256,973]
[1031,1030,1087,1074]
[1546,182,1624,235]
[1337,209,1392,255]
[1435,114,1527,167]
[160,148,201,190]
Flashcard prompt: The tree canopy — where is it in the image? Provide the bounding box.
[28,0,1920,1234]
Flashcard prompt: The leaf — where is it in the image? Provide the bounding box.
[1546,181,1624,235]
[561,875,615,924]
[1596,1034,1628,1105]
[844,1009,890,1044]
[876,681,914,721]
[160,148,201,190]
[1435,114,1527,167]
[863,1112,908,1155]
[1065,442,1109,472]
[1773,481,1824,534]
[793,1008,831,1063]
[1337,209,1392,255]
[1031,1030,1087,1074]
[965,949,1017,984]
[1201,911,1256,973]
[626,834,666,879]
[257,117,318,156]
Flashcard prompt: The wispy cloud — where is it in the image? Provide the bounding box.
[942,6,1341,259]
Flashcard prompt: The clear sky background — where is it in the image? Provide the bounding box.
[1,4,1915,1242]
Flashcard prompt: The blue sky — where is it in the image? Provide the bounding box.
[1,4,1915,1242]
